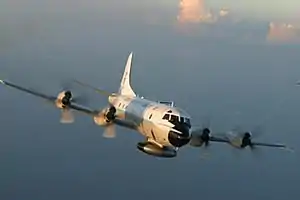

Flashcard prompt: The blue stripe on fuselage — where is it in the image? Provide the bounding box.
[124,98,153,127]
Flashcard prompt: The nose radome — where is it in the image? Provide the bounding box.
[168,130,191,148]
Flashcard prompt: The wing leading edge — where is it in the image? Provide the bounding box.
[0,79,99,116]
[190,128,288,150]
[200,134,287,149]
[209,136,287,148]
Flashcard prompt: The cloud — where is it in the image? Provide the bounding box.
[267,22,300,44]
[177,0,214,23]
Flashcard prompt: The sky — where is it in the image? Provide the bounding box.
[1,0,299,17]
[0,0,300,200]
[208,0,299,19]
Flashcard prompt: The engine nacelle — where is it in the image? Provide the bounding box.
[190,128,211,147]
[94,109,110,126]
[55,90,72,109]
[137,142,177,158]
[93,106,117,126]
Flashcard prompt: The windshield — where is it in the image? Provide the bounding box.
[162,113,191,128]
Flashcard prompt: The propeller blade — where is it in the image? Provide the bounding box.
[204,140,210,148]
[189,133,204,147]
[230,145,243,158]
[60,108,74,123]
[60,79,74,91]
[202,115,211,129]
[103,124,116,138]
[249,144,265,159]
[232,125,244,135]
[60,79,90,105]
[250,124,265,138]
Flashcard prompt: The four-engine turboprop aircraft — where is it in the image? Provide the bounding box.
[0,52,289,157]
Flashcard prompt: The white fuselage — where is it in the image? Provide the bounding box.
[91,51,191,152]
[104,94,192,148]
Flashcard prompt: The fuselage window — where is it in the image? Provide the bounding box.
[163,114,170,120]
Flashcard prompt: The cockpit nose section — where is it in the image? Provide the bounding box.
[168,125,191,148]
[162,110,192,148]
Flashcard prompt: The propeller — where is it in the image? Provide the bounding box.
[59,90,74,124]
[60,80,89,105]
[232,124,265,149]
[70,79,119,137]
[230,125,289,155]
[102,106,117,138]
[103,124,116,138]
[58,80,89,124]
[60,107,74,123]
[238,130,266,159]
[240,132,253,148]
[190,116,212,148]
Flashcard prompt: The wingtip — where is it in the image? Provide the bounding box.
[285,146,295,153]
[0,79,5,84]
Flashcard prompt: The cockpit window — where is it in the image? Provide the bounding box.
[186,118,190,124]
[185,118,191,127]
[180,117,184,123]
[163,114,170,120]
[170,115,179,123]
[162,113,191,127]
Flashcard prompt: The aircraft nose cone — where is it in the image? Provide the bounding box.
[168,128,191,148]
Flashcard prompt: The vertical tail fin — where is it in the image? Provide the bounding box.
[118,52,136,97]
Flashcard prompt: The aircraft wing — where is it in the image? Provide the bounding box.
[204,131,288,149]
[0,79,99,116]
[0,79,56,101]
[250,141,287,148]
[209,135,230,143]
[190,128,231,146]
